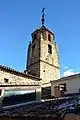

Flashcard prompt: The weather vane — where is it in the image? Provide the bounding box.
[41,8,45,26]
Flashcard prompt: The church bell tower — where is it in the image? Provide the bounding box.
[26,9,60,85]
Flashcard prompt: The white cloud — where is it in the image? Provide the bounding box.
[63,66,68,70]
[62,64,68,70]
[63,69,79,77]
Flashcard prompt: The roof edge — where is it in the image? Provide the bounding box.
[51,73,80,83]
[0,65,41,81]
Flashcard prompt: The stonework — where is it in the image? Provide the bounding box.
[0,70,38,84]
[0,65,40,103]
[0,17,60,101]
[26,26,60,85]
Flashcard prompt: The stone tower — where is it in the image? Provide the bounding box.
[26,9,60,86]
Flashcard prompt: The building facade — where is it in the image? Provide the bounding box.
[51,73,80,97]
[0,65,41,104]
[0,10,60,102]
[26,25,60,86]
[25,13,60,98]
[0,10,80,103]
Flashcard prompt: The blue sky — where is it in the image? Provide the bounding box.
[0,0,80,77]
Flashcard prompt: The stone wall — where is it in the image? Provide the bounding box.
[0,70,41,102]
[27,62,40,77]
[26,26,60,86]
[0,70,38,84]
[40,61,60,84]
[27,32,40,77]
[40,31,60,84]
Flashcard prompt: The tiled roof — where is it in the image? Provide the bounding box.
[32,25,54,35]
[51,73,80,83]
[0,65,41,81]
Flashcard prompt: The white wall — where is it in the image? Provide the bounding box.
[51,76,80,96]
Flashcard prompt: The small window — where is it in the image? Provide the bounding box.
[48,34,51,41]
[32,44,35,49]
[41,31,44,39]
[59,83,66,92]
[4,78,9,83]
[33,34,37,40]
[48,44,52,54]
[32,44,35,56]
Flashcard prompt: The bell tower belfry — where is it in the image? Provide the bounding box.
[26,9,60,86]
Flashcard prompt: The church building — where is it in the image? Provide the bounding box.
[25,9,60,98]
[0,9,80,104]
[0,9,60,104]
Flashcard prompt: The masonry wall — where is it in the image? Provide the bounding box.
[27,62,40,77]
[40,37,60,68]
[0,70,38,84]
[40,61,60,84]
[0,70,39,95]
[27,27,60,86]
[0,70,41,103]
[27,32,40,77]
[40,33,60,84]
[27,39,40,66]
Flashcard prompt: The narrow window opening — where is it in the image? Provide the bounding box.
[48,44,52,54]
[4,78,9,83]
[32,44,35,56]
[32,44,35,49]
[41,31,44,39]
[33,34,37,40]
[48,34,51,41]
[59,83,66,92]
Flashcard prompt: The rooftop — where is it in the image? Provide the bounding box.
[51,73,80,83]
[0,65,41,81]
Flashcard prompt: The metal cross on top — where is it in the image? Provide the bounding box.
[41,8,45,26]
